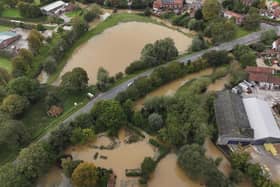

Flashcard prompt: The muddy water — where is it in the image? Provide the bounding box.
[57,22,192,84]
[37,167,70,187]
[134,68,213,110]
[203,138,231,176]
[65,131,155,187]
[207,75,230,92]
[149,153,201,187]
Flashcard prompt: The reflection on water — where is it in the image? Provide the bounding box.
[149,153,202,187]
[134,68,213,110]
[57,22,192,84]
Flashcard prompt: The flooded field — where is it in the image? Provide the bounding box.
[134,68,213,110]
[57,21,192,84]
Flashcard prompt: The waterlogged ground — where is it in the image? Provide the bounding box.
[57,22,192,84]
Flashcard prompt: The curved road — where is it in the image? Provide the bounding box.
[41,23,279,139]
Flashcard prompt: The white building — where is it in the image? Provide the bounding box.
[40,1,67,15]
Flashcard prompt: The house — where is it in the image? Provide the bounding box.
[215,91,280,145]
[272,38,280,51]
[240,0,256,6]
[245,66,280,88]
[153,0,184,10]
[40,1,75,16]
[223,10,245,25]
[185,0,202,16]
[0,32,21,49]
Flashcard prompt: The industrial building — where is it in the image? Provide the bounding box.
[215,91,280,145]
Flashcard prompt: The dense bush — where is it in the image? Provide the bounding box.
[125,38,178,74]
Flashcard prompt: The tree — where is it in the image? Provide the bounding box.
[140,157,156,183]
[144,7,152,16]
[84,4,102,22]
[0,115,30,151]
[239,52,256,68]
[190,35,207,51]
[8,76,40,101]
[61,67,89,93]
[91,100,126,134]
[12,49,33,77]
[61,158,83,177]
[207,19,237,43]
[0,68,11,86]
[70,127,96,144]
[1,94,29,116]
[16,142,55,182]
[202,50,231,67]
[18,2,42,18]
[72,162,99,187]
[148,113,164,131]
[261,30,277,45]
[243,7,260,31]
[97,67,110,91]
[202,0,221,20]
[27,29,44,54]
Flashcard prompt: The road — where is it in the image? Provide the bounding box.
[42,23,279,139]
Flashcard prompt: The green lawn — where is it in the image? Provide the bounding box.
[236,26,250,38]
[1,8,22,18]
[65,9,83,18]
[34,0,40,5]
[0,57,12,72]
[0,25,11,32]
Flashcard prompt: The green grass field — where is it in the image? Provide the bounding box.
[1,8,22,18]
[34,0,41,5]
[65,9,83,18]
[0,25,11,32]
[0,57,12,72]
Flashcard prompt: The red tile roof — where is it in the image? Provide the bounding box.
[246,66,280,84]
[245,66,273,74]
[224,10,244,19]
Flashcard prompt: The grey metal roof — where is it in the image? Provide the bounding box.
[214,91,254,144]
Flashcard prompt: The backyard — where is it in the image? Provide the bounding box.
[0,57,12,72]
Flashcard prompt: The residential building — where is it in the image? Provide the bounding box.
[245,66,280,88]
[223,10,245,25]
[215,91,280,145]
[153,0,184,10]
[0,32,20,49]
[185,0,202,16]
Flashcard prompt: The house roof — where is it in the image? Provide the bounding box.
[245,66,273,74]
[214,91,253,141]
[224,10,244,19]
[40,1,66,12]
[0,32,18,43]
[243,97,280,140]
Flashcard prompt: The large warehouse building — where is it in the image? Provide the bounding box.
[214,91,280,145]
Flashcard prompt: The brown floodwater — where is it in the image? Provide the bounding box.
[149,153,202,187]
[134,68,213,110]
[37,166,70,187]
[64,129,155,187]
[207,75,230,92]
[56,22,192,84]
[203,138,231,177]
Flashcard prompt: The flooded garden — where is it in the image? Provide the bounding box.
[56,21,192,84]
[37,68,239,187]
